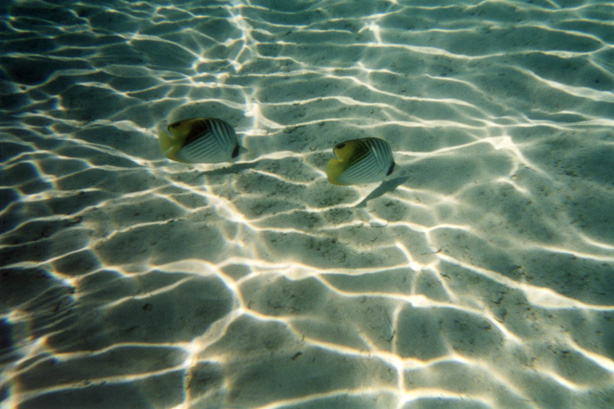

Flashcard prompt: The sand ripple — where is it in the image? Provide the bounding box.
[1,1,614,408]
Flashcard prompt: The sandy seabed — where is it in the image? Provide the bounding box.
[1,0,614,408]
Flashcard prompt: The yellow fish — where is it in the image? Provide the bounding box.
[158,118,240,163]
[326,138,395,185]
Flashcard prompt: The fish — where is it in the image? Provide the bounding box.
[158,117,240,163]
[326,137,395,185]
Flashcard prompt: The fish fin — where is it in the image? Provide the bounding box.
[232,144,240,158]
[386,161,395,176]
[233,145,248,157]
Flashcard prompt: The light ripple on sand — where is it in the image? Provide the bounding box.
[2,1,614,409]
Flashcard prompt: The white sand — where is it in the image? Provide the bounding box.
[1,1,614,408]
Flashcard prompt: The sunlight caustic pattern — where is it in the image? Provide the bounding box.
[1,0,614,408]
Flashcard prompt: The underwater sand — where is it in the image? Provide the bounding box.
[1,1,614,408]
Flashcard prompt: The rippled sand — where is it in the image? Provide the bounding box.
[1,1,614,408]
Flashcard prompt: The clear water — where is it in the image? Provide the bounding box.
[1,1,614,408]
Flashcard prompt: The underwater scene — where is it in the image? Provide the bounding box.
[1,0,614,408]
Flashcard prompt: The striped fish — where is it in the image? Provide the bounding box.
[158,118,240,163]
[326,138,395,185]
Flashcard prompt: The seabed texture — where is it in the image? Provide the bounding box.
[1,1,614,408]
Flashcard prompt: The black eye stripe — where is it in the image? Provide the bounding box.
[336,143,346,149]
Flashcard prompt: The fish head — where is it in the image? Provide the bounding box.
[332,140,361,164]
[326,140,361,185]
[167,118,199,141]
[326,138,395,185]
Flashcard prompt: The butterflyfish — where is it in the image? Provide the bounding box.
[326,137,395,185]
[158,117,240,163]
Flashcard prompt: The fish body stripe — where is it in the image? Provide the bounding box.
[183,119,236,150]
[180,132,224,162]
[336,138,394,185]
[175,118,238,163]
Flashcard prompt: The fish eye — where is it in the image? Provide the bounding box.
[335,143,346,149]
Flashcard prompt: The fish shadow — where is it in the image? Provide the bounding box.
[357,176,409,207]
